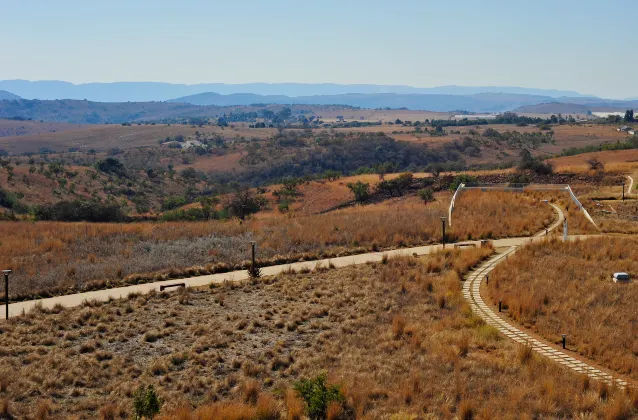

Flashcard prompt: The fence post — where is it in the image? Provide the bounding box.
[2,270,11,320]
[440,217,447,249]
[250,241,256,277]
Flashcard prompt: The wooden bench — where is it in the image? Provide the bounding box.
[159,283,186,292]
[454,243,477,249]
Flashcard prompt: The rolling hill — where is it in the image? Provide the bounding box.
[0,90,20,100]
[169,92,558,112]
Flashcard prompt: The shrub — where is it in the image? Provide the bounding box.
[132,384,162,420]
[34,200,125,222]
[293,373,345,420]
[346,181,371,203]
[376,172,414,197]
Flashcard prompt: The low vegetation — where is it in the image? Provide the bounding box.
[1,192,556,300]
[487,237,638,381]
[1,249,635,418]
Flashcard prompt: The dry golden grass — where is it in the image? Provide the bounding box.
[1,190,556,300]
[549,150,638,173]
[487,237,638,381]
[1,247,635,418]
[451,190,555,239]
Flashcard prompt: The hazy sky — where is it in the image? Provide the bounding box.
[1,0,637,98]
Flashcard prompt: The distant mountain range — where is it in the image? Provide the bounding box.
[0,90,20,100]
[168,92,567,112]
[0,80,585,102]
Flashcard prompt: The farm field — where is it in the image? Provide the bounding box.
[1,249,636,419]
[0,191,555,301]
[486,237,638,382]
[0,123,276,154]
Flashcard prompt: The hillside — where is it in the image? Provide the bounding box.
[170,91,557,112]
[0,90,20,100]
[515,99,638,114]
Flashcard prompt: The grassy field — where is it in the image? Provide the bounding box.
[1,249,636,419]
[486,237,638,382]
[0,191,555,300]
[0,123,276,154]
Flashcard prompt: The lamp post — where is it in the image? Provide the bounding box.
[440,217,447,249]
[2,269,11,320]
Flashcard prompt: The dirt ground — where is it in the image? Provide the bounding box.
[1,249,635,419]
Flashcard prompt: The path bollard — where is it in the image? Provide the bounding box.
[562,334,567,349]
[2,269,11,320]
[498,299,502,312]
[486,274,489,285]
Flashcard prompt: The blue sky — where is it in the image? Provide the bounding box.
[1,0,637,98]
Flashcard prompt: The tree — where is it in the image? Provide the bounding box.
[347,181,371,203]
[585,156,605,172]
[624,109,635,122]
[97,157,125,176]
[418,187,435,204]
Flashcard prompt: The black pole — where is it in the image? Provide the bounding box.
[250,241,256,277]
[3,270,10,320]
[441,218,446,249]
[498,299,502,312]
[562,334,567,349]
[622,183,625,201]
[241,205,246,221]
[486,274,489,285]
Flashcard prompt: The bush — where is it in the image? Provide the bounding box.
[96,157,125,176]
[450,174,477,191]
[293,373,345,420]
[161,196,187,211]
[34,201,125,222]
[417,187,435,203]
[346,181,371,203]
[376,172,414,197]
[132,384,162,420]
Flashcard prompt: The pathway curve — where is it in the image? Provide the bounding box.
[463,205,632,389]
[627,175,634,197]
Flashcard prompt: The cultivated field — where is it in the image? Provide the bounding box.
[1,250,636,419]
[0,192,555,300]
[486,237,638,381]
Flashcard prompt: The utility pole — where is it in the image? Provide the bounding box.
[2,270,11,320]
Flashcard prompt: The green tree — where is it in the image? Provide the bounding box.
[347,181,371,203]
[418,187,435,203]
[624,109,635,122]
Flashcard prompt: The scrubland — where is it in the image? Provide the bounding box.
[487,237,638,382]
[1,248,636,419]
[1,192,555,300]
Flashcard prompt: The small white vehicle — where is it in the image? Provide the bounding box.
[612,272,631,283]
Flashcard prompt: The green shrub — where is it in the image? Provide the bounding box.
[417,187,435,203]
[346,181,371,203]
[294,373,345,420]
[132,384,162,419]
